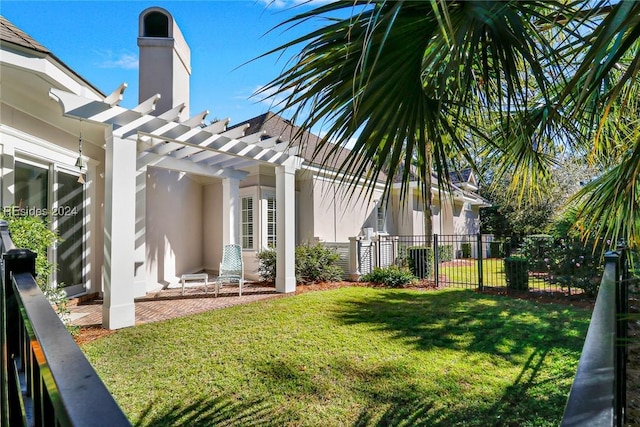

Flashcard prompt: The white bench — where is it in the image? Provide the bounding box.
[180,273,209,295]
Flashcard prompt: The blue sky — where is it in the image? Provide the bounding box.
[1,0,328,126]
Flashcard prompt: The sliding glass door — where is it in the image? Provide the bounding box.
[55,169,85,293]
[13,160,86,295]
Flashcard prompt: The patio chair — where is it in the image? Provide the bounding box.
[215,244,244,297]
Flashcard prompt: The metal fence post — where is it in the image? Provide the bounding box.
[615,246,628,426]
[1,220,36,427]
[477,233,483,291]
[433,234,439,286]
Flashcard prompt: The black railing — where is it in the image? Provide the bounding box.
[561,249,629,426]
[0,220,130,426]
[360,234,593,294]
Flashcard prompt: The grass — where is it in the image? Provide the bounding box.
[81,287,590,426]
[438,259,507,286]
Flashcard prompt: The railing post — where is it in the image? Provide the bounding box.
[348,237,362,281]
[433,234,439,286]
[477,233,483,291]
[0,220,8,427]
[614,246,628,426]
[1,220,36,427]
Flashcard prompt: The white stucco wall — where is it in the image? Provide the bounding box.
[311,176,382,242]
[203,180,223,271]
[297,175,315,244]
[146,168,203,287]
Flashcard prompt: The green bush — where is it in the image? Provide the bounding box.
[295,243,343,284]
[361,266,416,287]
[256,243,344,284]
[438,244,454,262]
[519,235,554,272]
[504,257,529,290]
[461,243,472,258]
[256,248,277,282]
[0,211,72,326]
[489,241,504,258]
[407,246,432,278]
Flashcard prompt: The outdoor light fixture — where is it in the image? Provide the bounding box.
[76,120,86,184]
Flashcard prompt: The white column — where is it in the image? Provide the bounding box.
[275,165,296,293]
[102,130,136,329]
[348,236,362,281]
[133,167,147,297]
[222,177,240,246]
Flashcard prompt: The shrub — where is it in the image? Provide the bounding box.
[256,248,277,282]
[295,243,343,284]
[256,243,344,284]
[544,238,603,297]
[438,244,454,262]
[461,243,472,258]
[407,246,432,278]
[519,235,554,272]
[504,256,529,290]
[361,266,416,287]
[489,241,504,258]
[0,211,72,325]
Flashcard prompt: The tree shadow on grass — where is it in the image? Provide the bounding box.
[352,347,571,426]
[334,289,589,359]
[134,395,292,427]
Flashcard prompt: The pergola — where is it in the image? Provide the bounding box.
[50,85,303,329]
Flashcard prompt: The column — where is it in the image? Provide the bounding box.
[222,177,240,246]
[102,130,136,329]
[133,167,147,297]
[275,165,296,293]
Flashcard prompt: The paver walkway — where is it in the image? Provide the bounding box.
[68,282,282,327]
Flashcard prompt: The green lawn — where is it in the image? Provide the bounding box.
[438,259,507,286]
[82,287,590,426]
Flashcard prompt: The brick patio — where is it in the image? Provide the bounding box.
[68,282,283,327]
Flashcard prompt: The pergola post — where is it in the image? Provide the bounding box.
[133,166,147,297]
[102,130,136,329]
[222,177,240,246]
[275,164,297,293]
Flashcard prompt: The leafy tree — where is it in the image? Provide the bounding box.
[481,158,598,236]
[260,0,640,248]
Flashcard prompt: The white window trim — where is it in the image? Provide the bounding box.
[240,195,255,250]
[262,189,276,248]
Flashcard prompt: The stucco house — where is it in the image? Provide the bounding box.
[0,8,487,329]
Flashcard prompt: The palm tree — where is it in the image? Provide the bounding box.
[259,0,640,247]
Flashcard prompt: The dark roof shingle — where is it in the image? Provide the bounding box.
[0,15,49,53]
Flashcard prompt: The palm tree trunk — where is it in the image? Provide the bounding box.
[423,143,433,239]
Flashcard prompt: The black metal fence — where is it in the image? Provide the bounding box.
[561,248,630,426]
[0,220,130,426]
[356,234,597,294]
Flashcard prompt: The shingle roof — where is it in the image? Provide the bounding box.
[0,15,49,53]
[449,168,472,184]
[231,112,353,171]
[1,15,104,97]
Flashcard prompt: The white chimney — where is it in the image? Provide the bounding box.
[138,7,191,121]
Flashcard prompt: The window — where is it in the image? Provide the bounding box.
[14,160,86,291]
[241,197,254,249]
[377,202,386,233]
[266,196,276,247]
[14,160,48,212]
